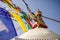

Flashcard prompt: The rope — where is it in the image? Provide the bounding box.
[22,0,31,13]
[42,16,60,23]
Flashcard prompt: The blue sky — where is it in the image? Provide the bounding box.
[0,0,60,36]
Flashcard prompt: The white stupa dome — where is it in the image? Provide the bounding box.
[16,28,60,40]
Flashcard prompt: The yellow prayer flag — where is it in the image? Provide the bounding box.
[9,11,28,32]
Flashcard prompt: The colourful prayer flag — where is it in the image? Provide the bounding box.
[0,0,28,32]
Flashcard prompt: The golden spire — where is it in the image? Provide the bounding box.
[35,9,48,28]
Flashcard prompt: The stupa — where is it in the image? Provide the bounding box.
[16,28,60,40]
[15,10,60,40]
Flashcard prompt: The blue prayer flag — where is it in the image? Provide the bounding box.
[0,7,17,40]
